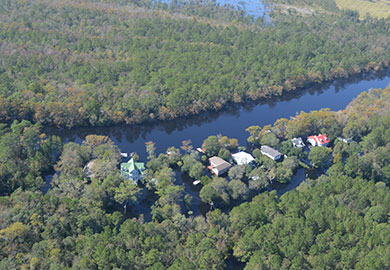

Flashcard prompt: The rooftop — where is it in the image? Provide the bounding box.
[209,156,230,166]
[291,137,305,147]
[121,158,145,172]
[209,156,231,171]
[232,152,255,165]
[308,134,330,145]
[260,145,282,158]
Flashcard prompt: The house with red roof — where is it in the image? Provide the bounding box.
[307,134,330,147]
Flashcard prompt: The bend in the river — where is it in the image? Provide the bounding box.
[46,72,390,161]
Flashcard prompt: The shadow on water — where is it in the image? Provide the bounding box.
[226,255,246,270]
[127,187,158,222]
[126,170,211,223]
[40,174,54,194]
[174,171,211,216]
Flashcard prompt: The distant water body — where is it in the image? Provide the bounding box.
[157,0,268,19]
[215,0,267,18]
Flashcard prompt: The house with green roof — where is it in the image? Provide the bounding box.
[120,158,145,183]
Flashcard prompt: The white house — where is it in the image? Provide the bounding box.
[232,152,255,166]
[307,134,330,147]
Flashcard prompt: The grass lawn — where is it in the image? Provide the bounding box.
[335,0,390,18]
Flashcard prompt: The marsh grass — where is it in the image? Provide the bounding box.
[336,0,390,18]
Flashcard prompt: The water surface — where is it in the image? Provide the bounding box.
[157,0,268,19]
[47,73,390,160]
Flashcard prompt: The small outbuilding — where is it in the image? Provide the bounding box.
[338,137,352,144]
[83,159,98,179]
[197,147,206,154]
[307,134,330,147]
[208,156,232,176]
[291,137,305,148]
[120,158,145,183]
[232,152,255,166]
[260,145,282,161]
[193,180,201,186]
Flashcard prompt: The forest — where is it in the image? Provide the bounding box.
[2,85,390,269]
[0,0,390,127]
[3,0,390,269]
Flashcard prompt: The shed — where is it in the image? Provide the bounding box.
[232,152,255,165]
[208,156,232,176]
[260,145,282,161]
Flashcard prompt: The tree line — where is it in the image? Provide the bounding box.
[0,0,390,127]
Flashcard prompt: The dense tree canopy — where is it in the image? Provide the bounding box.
[230,176,390,269]
[0,0,389,127]
[0,120,61,195]
[2,0,390,268]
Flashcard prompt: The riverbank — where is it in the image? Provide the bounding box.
[44,71,390,160]
[33,66,390,129]
[2,0,390,129]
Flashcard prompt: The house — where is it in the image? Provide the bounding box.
[260,145,282,161]
[291,137,305,148]
[232,152,255,166]
[208,156,232,176]
[307,134,330,147]
[120,158,145,183]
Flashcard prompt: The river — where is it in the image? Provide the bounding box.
[45,71,390,270]
[45,72,390,219]
[47,72,390,161]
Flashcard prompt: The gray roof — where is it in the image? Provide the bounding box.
[214,163,231,172]
[260,145,282,158]
[291,137,305,147]
[209,156,231,171]
[210,156,229,166]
